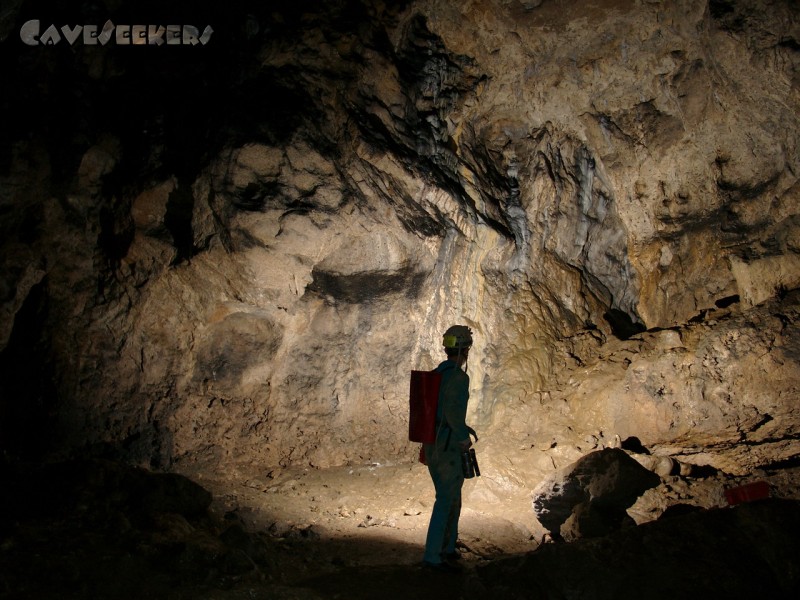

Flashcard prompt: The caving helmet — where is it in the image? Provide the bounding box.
[442,325,473,351]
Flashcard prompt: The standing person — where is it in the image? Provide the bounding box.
[422,325,474,572]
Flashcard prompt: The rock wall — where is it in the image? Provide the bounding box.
[0,0,798,483]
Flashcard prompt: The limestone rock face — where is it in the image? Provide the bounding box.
[545,292,800,475]
[0,0,798,494]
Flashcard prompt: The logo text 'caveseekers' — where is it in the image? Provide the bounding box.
[20,19,213,46]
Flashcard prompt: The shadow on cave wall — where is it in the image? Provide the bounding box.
[0,280,57,460]
[2,0,416,190]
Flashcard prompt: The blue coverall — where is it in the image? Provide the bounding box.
[422,359,470,564]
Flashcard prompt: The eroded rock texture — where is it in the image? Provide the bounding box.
[0,0,798,497]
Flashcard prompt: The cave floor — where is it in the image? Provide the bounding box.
[168,460,546,599]
[4,458,800,599]
[4,458,536,600]
[172,459,800,599]
[182,459,542,573]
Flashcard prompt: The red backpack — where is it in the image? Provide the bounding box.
[408,369,444,444]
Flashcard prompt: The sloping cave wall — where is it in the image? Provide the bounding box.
[0,0,798,490]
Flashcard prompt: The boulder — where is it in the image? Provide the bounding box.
[532,448,661,540]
